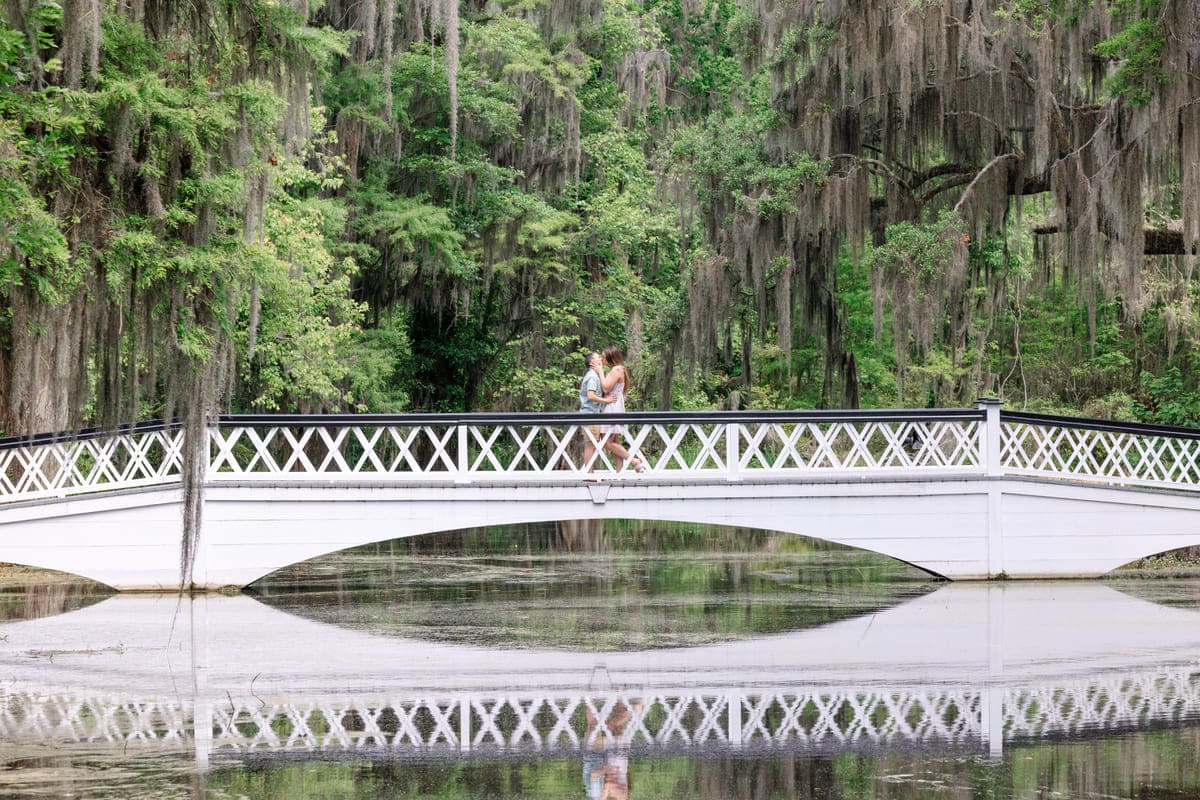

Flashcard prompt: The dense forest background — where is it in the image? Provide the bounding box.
[0,0,1197,437]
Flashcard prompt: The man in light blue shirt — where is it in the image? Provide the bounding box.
[579,352,604,413]
[579,352,610,468]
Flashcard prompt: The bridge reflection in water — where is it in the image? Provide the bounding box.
[7,672,1200,763]
[2,582,1200,771]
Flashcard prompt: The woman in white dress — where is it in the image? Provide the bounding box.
[599,346,646,472]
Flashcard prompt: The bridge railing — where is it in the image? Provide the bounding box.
[6,405,1200,502]
[1000,411,1200,491]
[205,409,985,483]
[0,421,185,504]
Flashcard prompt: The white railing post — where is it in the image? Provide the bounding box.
[978,398,1002,477]
[977,398,1004,578]
[455,423,469,484]
[206,421,218,481]
[726,422,741,481]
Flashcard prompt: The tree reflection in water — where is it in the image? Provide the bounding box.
[251,520,937,650]
[0,567,111,621]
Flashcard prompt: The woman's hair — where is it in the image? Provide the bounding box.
[602,346,625,368]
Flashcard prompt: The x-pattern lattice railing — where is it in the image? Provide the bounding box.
[5,674,1199,753]
[205,412,984,483]
[0,424,184,503]
[1001,412,1200,491]
[6,405,1200,503]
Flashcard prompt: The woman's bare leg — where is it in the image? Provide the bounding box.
[603,437,627,471]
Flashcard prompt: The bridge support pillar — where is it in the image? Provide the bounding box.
[979,398,1005,578]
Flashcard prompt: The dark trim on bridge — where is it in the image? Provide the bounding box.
[1001,410,1200,439]
[5,406,1200,451]
[215,408,986,426]
[0,408,985,449]
[0,418,182,449]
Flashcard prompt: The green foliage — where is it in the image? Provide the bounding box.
[1093,0,1167,105]
[1134,367,1200,428]
[871,211,965,282]
[753,154,828,217]
[403,307,499,411]
[1000,0,1096,27]
[355,188,470,281]
[647,0,743,116]
[1003,0,1169,105]
[769,21,837,70]
[341,316,411,412]
[664,89,791,220]
[239,202,364,411]
[0,0,1193,430]
[0,149,71,298]
[0,17,79,301]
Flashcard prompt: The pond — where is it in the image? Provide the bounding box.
[2,521,1200,799]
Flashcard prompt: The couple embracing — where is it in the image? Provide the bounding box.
[578,346,646,473]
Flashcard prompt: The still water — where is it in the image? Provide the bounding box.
[2,522,1200,799]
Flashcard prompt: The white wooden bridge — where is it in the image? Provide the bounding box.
[3,400,1200,589]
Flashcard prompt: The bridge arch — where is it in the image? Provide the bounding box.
[0,489,955,590]
[194,481,981,589]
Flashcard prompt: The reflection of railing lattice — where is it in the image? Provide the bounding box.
[6,673,1199,756]
[0,690,189,744]
[0,687,982,753]
[1004,670,1200,741]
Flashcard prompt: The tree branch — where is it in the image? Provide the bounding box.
[953,153,1022,215]
[1032,224,1188,256]
[911,162,978,188]
[916,171,977,204]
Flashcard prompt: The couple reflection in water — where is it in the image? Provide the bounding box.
[582,696,641,800]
